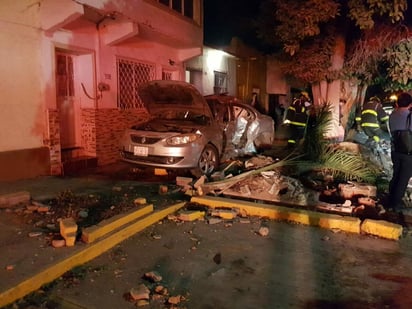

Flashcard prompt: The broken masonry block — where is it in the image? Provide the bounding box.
[240,185,251,196]
[51,239,66,248]
[59,217,78,237]
[338,182,377,199]
[159,185,168,194]
[144,271,162,282]
[63,233,76,247]
[134,197,147,205]
[194,175,207,189]
[178,210,205,221]
[0,191,31,208]
[211,209,236,220]
[358,197,376,207]
[130,284,150,301]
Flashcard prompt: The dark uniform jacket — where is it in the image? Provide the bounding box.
[355,100,389,129]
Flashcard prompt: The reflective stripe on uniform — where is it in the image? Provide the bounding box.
[361,109,378,116]
[289,121,306,127]
[288,139,296,144]
[381,115,389,121]
[355,117,361,121]
[361,123,379,128]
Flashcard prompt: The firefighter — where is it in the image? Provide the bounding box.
[355,96,389,143]
[284,92,311,147]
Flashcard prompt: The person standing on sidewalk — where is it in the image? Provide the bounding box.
[386,92,412,212]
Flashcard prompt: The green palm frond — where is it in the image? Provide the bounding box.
[293,146,379,183]
[291,101,379,184]
[301,102,333,160]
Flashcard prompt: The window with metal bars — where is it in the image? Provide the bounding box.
[162,70,173,80]
[117,58,155,109]
[156,0,193,19]
[213,71,227,94]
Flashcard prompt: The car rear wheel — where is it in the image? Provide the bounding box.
[191,144,219,177]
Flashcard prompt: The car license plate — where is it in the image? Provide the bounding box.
[134,146,148,156]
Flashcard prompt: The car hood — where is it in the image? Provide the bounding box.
[139,80,212,117]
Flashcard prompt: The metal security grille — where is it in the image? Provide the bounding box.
[162,70,173,80]
[117,58,155,109]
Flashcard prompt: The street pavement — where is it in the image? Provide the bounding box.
[0,158,411,308]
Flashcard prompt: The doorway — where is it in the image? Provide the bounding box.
[55,52,80,149]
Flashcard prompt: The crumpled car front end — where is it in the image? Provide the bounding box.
[119,119,210,169]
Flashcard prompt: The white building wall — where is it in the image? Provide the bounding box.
[201,47,236,96]
[0,2,44,151]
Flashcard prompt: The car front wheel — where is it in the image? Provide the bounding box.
[191,144,219,177]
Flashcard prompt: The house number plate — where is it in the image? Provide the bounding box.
[134,146,148,156]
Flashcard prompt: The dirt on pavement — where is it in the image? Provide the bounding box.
[2,161,412,309]
[11,215,412,309]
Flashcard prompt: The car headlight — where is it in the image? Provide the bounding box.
[166,133,201,145]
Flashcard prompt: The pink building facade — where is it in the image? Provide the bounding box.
[0,0,203,180]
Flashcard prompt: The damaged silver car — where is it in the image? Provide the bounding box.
[119,80,274,176]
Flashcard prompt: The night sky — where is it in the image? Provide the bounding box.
[204,0,264,48]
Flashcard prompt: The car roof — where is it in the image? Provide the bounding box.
[204,94,242,104]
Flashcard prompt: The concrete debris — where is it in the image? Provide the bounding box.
[5,265,14,271]
[144,271,162,282]
[59,217,77,247]
[0,191,31,208]
[258,226,269,237]
[211,209,237,220]
[225,173,319,207]
[358,197,376,207]
[129,284,150,301]
[158,185,168,194]
[178,210,205,221]
[207,217,223,225]
[194,175,207,189]
[168,295,181,305]
[245,155,274,169]
[316,203,354,214]
[28,231,42,238]
[134,197,147,205]
[136,299,149,307]
[51,239,66,248]
[338,182,377,199]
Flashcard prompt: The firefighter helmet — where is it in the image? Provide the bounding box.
[368,96,381,103]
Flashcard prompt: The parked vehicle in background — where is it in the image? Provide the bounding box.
[119,81,274,176]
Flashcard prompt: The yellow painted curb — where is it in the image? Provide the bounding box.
[82,204,154,243]
[361,218,403,240]
[0,202,186,308]
[191,196,361,234]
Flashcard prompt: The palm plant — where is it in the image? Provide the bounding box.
[292,102,380,184]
